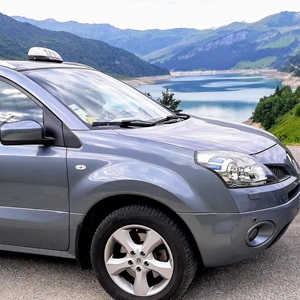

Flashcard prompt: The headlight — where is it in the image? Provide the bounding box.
[195,150,277,188]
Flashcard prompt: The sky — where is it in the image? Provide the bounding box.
[2,0,300,30]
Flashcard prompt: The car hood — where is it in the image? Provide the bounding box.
[116,116,278,154]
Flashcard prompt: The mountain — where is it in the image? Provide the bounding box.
[0,13,169,77]
[12,16,201,58]
[13,11,300,72]
[162,12,300,71]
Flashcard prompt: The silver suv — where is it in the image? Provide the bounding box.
[0,47,299,300]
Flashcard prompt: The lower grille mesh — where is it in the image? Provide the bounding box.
[268,166,290,181]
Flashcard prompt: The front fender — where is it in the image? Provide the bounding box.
[67,155,237,215]
[67,130,238,215]
[68,161,203,214]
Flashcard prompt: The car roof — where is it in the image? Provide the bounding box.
[0,47,95,72]
[0,60,93,72]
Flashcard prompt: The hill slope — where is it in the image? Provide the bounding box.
[12,16,201,58]
[252,85,300,144]
[0,13,169,77]
[269,105,300,144]
[13,11,300,71]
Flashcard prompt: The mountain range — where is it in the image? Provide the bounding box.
[13,11,300,72]
[0,13,169,77]
[1,11,300,75]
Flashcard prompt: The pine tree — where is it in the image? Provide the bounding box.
[158,88,181,113]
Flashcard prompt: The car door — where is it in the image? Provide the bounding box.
[0,79,69,250]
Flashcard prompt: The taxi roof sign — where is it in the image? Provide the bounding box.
[28,47,63,63]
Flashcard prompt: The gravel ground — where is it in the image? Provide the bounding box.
[0,147,299,300]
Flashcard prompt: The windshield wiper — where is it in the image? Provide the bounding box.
[92,114,190,127]
[92,119,156,127]
[155,113,190,124]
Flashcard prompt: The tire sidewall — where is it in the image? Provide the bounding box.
[91,206,192,300]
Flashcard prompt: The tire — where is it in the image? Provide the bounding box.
[91,205,198,300]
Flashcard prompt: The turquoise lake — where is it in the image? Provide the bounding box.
[136,73,282,123]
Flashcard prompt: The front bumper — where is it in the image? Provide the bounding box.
[179,188,300,267]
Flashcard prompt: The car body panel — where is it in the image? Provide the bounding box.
[117,116,278,154]
[66,130,239,214]
[179,189,300,267]
[0,145,69,250]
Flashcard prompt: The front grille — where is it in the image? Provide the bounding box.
[268,166,290,181]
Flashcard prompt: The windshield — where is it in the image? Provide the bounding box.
[26,68,172,126]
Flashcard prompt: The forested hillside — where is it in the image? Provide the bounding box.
[252,86,300,144]
[14,11,300,72]
[0,13,169,77]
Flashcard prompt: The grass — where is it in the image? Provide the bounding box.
[269,108,300,145]
[233,57,277,69]
[257,34,295,49]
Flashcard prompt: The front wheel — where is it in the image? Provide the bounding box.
[91,205,198,300]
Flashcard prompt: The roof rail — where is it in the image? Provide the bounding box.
[0,61,16,69]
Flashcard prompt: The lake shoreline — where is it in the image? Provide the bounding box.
[124,69,300,89]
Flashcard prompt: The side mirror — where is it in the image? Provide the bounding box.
[0,120,53,146]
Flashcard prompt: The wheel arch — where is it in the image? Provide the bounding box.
[75,194,202,269]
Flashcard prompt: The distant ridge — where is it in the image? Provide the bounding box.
[13,11,300,72]
[0,13,169,77]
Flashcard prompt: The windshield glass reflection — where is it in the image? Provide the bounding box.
[26,68,171,125]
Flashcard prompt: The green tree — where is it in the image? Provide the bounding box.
[252,85,300,129]
[157,88,181,113]
[295,104,300,117]
[275,85,282,96]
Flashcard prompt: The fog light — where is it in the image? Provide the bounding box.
[245,221,276,247]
